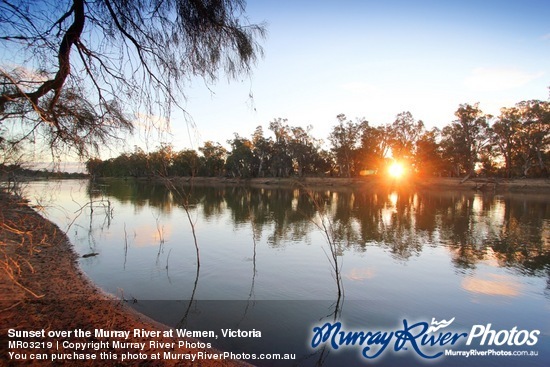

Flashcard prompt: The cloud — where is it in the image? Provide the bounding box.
[464,67,545,92]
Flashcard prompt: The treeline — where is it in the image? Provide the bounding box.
[86,100,550,179]
[0,164,87,179]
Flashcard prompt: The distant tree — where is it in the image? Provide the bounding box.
[251,125,272,177]
[289,125,323,177]
[268,118,293,177]
[148,144,174,177]
[514,100,550,177]
[446,103,490,179]
[358,123,390,173]
[199,141,227,176]
[388,111,425,163]
[440,123,469,177]
[328,114,367,177]
[226,134,254,177]
[0,0,265,157]
[126,147,149,177]
[414,128,444,176]
[172,149,200,177]
[491,107,521,178]
[85,157,104,178]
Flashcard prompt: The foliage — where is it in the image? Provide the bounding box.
[84,97,549,179]
[0,0,265,157]
[328,114,367,178]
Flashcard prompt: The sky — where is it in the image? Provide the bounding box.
[144,0,549,154]
[13,0,550,169]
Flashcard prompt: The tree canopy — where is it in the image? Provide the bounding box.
[85,98,549,180]
[0,0,265,157]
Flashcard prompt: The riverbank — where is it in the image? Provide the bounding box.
[165,175,550,193]
[0,189,250,366]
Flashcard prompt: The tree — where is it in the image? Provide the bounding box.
[414,128,444,176]
[489,100,549,178]
[148,143,174,177]
[289,125,323,177]
[515,100,550,177]
[250,125,272,177]
[0,0,265,157]
[268,118,293,177]
[172,149,200,177]
[359,123,391,173]
[440,124,469,177]
[328,114,367,177]
[226,134,254,177]
[449,103,490,179]
[85,157,104,179]
[199,141,226,176]
[388,111,425,163]
[491,107,521,178]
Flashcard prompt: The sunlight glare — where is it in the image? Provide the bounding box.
[388,162,405,179]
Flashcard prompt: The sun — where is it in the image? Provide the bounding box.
[388,162,405,179]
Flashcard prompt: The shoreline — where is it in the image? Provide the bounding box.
[147,175,550,193]
[0,189,250,366]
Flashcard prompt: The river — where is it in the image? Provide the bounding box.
[25,179,550,366]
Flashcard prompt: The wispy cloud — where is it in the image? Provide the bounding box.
[464,67,545,92]
[541,33,550,41]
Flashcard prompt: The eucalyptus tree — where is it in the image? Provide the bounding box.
[124,146,149,177]
[268,118,293,177]
[251,125,272,177]
[147,143,174,177]
[226,134,254,177]
[488,100,549,178]
[0,0,265,157]
[388,111,425,163]
[414,128,444,176]
[172,149,200,177]
[328,114,367,177]
[289,125,324,177]
[359,123,391,173]
[440,124,469,177]
[514,100,550,177]
[198,141,227,177]
[447,103,490,179]
[491,107,521,178]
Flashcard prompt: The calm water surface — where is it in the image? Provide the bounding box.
[25,179,550,366]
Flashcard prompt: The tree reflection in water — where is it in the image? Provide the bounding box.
[33,179,548,366]
[89,179,550,290]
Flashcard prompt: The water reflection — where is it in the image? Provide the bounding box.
[86,180,550,277]
[462,273,521,297]
[24,179,550,366]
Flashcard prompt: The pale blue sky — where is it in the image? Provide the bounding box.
[142,0,548,153]
[15,0,546,165]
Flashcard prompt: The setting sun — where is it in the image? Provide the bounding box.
[388,162,405,179]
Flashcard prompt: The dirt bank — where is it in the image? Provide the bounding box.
[0,189,250,366]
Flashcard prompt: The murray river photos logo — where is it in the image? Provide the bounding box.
[310,317,540,360]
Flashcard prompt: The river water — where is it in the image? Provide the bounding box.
[25,179,550,366]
